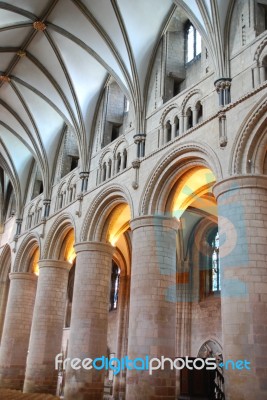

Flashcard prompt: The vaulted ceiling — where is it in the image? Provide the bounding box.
[0,0,233,213]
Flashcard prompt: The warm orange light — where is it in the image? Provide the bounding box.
[64,230,76,264]
[172,168,216,218]
[31,248,40,276]
[108,204,131,246]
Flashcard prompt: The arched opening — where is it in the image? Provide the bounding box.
[196,101,203,124]
[116,153,122,174]
[56,228,76,398]
[103,162,107,182]
[186,108,193,130]
[261,55,267,82]
[174,116,180,137]
[104,203,131,398]
[166,120,172,142]
[161,165,222,398]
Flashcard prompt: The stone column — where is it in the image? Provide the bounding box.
[126,216,178,400]
[192,107,198,126]
[23,260,70,394]
[64,242,114,400]
[171,122,176,140]
[0,272,37,389]
[113,275,130,399]
[213,175,267,400]
[260,65,266,84]
[0,278,10,343]
[160,127,164,146]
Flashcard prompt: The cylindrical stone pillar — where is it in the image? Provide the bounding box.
[213,175,267,400]
[126,216,179,400]
[23,260,70,394]
[113,275,130,399]
[0,278,10,343]
[64,242,114,400]
[0,272,37,389]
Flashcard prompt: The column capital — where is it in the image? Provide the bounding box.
[9,272,37,282]
[133,133,146,144]
[79,171,89,179]
[213,175,267,199]
[214,77,232,91]
[74,241,114,256]
[130,215,179,232]
[38,259,71,270]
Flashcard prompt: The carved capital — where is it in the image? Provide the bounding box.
[132,159,141,169]
[214,78,232,92]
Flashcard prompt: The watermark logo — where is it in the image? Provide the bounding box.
[55,354,251,375]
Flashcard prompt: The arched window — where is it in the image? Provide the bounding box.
[116,153,121,173]
[186,22,201,63]
[174,116,179,137]
[102,162,107,182]
[186,108,193,130]
[196,101,203,124]
[166,121,172,142]
[107,159,112,179]
[109,261,120,311]
[261,55,267,82]
[122,149,127,169]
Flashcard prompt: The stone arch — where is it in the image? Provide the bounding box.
[140,141,222,215]
[254,36,267,65]
[113,137,128,157]
[0,244,11,281]
[80,184,134,242]
[99,147,113,166]
[43,212,76,260]
[181,89,202,114]
[230,94,267,174]
[14,232,41,272]
[159,104,179,125]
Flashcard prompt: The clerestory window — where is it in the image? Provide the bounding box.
[186,22,201,63]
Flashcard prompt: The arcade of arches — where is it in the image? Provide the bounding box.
[0,1,267,399]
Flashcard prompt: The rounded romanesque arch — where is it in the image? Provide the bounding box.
[14,232,41,273]
[159,104,179,126]
[0,244,11,280]
[230,94,267,175]
[42,212,76,260]
[80,183,134,242]
[139,141,222,215]
[181,89,202,115]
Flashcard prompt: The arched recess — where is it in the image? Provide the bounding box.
[0,244,11,342]
[42,213,76,261]
[14,232,41,273]
[139,142,222,360]
[81,184,133,241]
[140,141,222,216]
[230,94,267,175]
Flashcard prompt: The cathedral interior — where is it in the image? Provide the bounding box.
[0,0,267,399]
